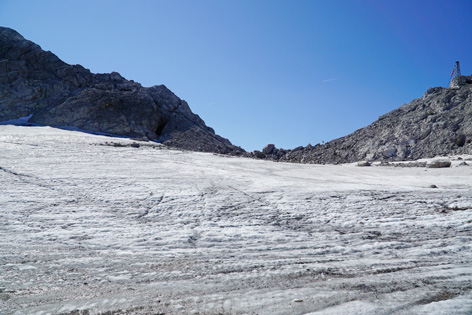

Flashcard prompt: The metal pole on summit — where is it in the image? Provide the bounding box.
[455,61,461,76]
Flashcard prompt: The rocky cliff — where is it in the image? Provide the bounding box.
[0,27,244,154]
[256,78,472,164]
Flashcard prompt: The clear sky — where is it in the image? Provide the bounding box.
[1,0,471,151]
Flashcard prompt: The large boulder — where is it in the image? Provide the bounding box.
[262,144,276,155]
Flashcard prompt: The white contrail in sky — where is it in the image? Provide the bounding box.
[322,77,341,83]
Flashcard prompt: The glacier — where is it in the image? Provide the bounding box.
[0,125,471,314]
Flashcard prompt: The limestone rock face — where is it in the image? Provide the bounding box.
[255,82,472,164]
[0,27,243,154]
[449,75,472,89]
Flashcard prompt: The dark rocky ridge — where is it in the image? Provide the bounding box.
[256,77,472,164]
[0,27,244,155]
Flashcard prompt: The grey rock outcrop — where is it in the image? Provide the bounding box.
[449,75,472,89]
[254,80,472,164]
[0,27,244,154]
[426,160,451,168]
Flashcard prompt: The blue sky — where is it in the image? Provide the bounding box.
[1,0,471,151]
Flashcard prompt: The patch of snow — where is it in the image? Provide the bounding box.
[0,114,33,126]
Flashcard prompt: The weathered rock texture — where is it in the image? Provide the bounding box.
[257,79,472,164]
[0,27,244,154]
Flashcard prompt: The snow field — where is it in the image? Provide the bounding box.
[0,125,471,314]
